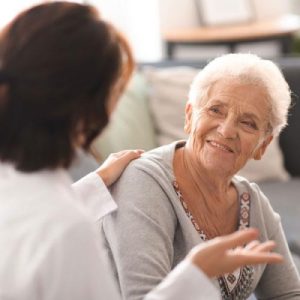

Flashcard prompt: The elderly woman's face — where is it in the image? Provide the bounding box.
[185,79,273,176]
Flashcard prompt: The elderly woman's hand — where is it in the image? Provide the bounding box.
[97,149,144,186]
[187,228,283,278]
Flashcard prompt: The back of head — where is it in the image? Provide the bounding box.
[188,53,291,137]
[0,2,134,171]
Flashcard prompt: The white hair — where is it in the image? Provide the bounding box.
[188,53,291,137]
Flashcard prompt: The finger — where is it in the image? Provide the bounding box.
[217,228,259,250]
[244,240,261,251]
[232,252,283,266]
[250,240,276,253]
[119,149,144,157]
[232,246,243,253]
[119,150,143,162]
[134,149,145,155]
[110,149,143,160]
[110,150,131,158]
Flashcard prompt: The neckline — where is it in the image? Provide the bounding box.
[172,177,253,297]
[172,179,251,240]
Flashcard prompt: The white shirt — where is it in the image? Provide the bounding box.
[0,163,220,300]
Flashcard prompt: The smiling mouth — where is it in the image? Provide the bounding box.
[207,140,234,153]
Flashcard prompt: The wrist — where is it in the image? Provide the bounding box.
[187,250,214,278]
[96,168,108,186]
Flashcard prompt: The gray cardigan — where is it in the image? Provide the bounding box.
[102,141,300,300]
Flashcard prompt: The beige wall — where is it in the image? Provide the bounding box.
[158,0,295,59]
[158,0,199,30]
[159,0,292,30]
[252,0,290,20]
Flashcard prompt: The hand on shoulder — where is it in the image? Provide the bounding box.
[97,149,144,186]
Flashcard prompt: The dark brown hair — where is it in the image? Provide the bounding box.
[0,2,134,171]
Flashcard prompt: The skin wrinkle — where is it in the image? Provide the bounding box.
[189,81,271,175]
[174,79,273,239]
[194,77,274,136]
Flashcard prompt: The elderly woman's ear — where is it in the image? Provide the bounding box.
[184,102,193,134]
[253,135,273,160]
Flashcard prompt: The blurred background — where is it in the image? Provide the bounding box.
[1,1,300,288]
[2,0,300,62]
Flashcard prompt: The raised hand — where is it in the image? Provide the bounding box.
[97,149,144,186]
[187,228,283,278]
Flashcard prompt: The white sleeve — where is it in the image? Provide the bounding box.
[145,260,221,300]
[41,221,120,300]
[72,172,117,221]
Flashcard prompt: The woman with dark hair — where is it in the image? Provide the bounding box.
[0,2,283,300]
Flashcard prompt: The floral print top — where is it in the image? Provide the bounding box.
[173,180,254,300]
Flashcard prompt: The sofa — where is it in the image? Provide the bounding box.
[70,57,300,271]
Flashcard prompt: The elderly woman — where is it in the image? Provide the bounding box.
[103,54,300,299]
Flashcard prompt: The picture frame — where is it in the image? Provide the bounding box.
[196,0,254,27]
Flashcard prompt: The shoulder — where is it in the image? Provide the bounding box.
[105,143,180,232]
[110,142,179,197]
[122,142,177,179]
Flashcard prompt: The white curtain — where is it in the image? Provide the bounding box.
[0,1,41,28]
[0,0,86,29]
[89,0,162,61]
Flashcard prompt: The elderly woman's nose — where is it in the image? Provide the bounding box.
[217,118,237,139]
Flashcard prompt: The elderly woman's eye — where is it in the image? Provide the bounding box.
[241,120,257,130]
[208,106,222,115]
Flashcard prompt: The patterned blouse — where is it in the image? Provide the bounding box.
[173,180,254,300]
